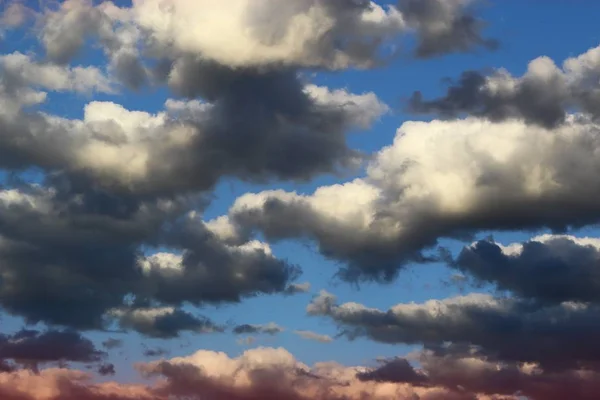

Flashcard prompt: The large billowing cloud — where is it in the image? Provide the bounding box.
[224,114,600,280]
[0,184,298,331]
[0,0,498,333]
[409,44,600,128]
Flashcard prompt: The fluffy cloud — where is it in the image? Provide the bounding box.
[308,290,600,370]
[226,115,600,280]
[398,0,498,58]
[0,347,517,400]
[0,368,156,400]
[33,0,494,70]
[10,344,600,399]
[362,348,600,400]
[0,184,298,331]
[0,71,388,196]
[409,44,600,127]
[0,52,114,94]
[0,329,105,367]
[455,234,600,304]
[141,346,501,400]
[108,307,223,339]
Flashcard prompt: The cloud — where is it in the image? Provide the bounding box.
[308,290,600,370]
[284,281,312,295]
[0,329,105,366]
[109,307,224,339]
[32,0,494,72]
[140,346,498,400]
[0,68,388,197]
[398,0,498,58]
[455,234,600,304]
[226,115,600,281]
[97,363,115,376]
[142,347,169,358]
[0,348,514,400]
[409,44,600,127]
[0,368,155,400]
[0,184,299,330]
[357,357,428,384]
[293,330,334,343]
[360,347,600,400]
[4,348,600,400]
[233,323,285,336]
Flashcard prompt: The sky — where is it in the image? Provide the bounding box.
[1,0,600,399]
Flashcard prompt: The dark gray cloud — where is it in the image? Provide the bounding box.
[409,45,600,128]
[0,180,299,331]
[0,180,183,329]
[0,329,105,365]
[455,235,600,304]
[359,347,600,400]
[0,57,387,199]
[232,323,285,336]
[308,290,600,370]
[225,108,600,282]
[357,357,428,384]
[398,0,498,58]
[110,307,224,339]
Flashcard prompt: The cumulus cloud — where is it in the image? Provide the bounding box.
[398,0,498,58]
[455,234,600,304]
[0,347,519,400]
[409,44,600,127]
[0,368,155,400]
[140,346,499,400]
[308,290,600,370]
[361,348,600,400]
[0,329,105,368]
[226,115,600,281]
[0,183,299,330]
[9,344,600,399]
[0,52,114,94]
[0,71,388,196]
[108,307,223,339]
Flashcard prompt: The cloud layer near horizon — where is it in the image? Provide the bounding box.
[2,1,600,399]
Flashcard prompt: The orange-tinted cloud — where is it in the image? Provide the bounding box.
[5,345,600,400]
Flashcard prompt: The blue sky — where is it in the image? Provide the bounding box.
[2,1,600,399]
